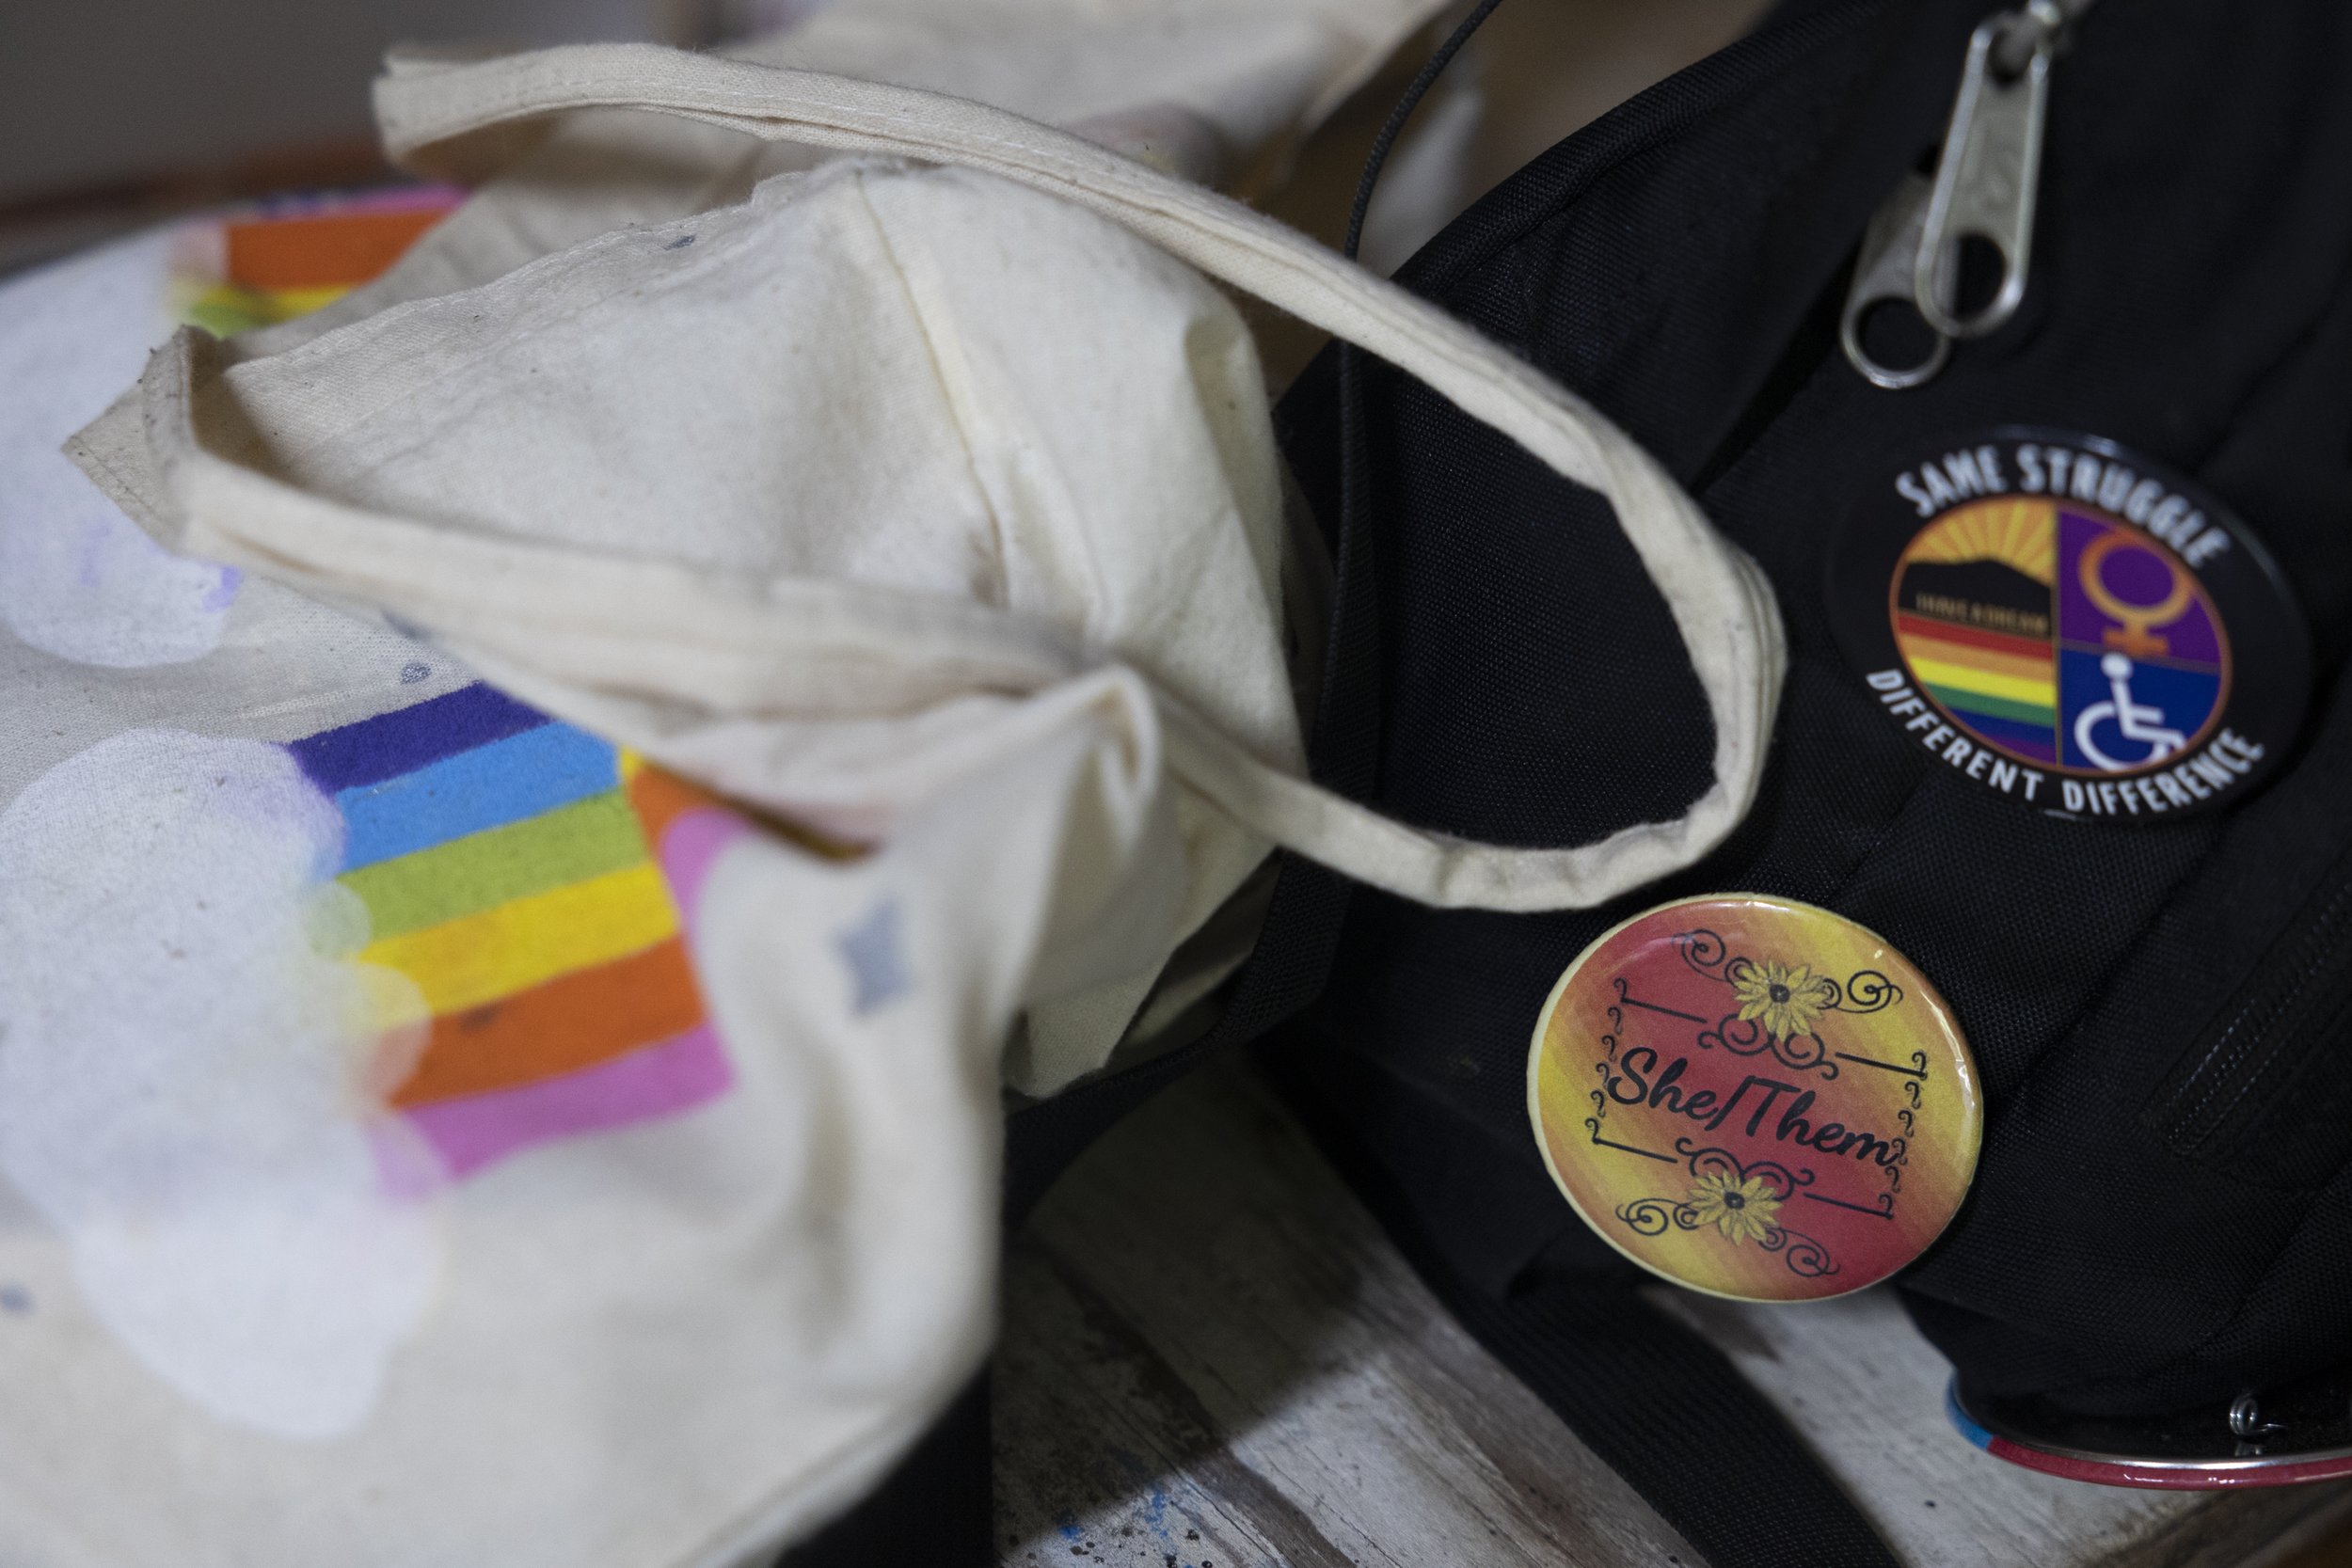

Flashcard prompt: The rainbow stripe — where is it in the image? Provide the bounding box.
[1894,612,2058,761]
[173,185,462,337]
[193,206,742,1180]
[288,686,739,1180]
[1945,1380,2352,1490]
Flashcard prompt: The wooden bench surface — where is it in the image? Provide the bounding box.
[995,1055,2352,1568]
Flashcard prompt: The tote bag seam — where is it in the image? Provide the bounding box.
[212,163,876,489]
[840,166,1041,637]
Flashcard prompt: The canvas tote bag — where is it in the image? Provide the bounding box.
[74,0,1460,454]
[43,0,1470,1132]
[29,45,1777,1568]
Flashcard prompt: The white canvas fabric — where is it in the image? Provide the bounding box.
[56,0,1461,1100]
[12,43,1782,1568]
[127,47,1785,917]
[105,0,1461,397]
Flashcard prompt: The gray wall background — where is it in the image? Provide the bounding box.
[0,0,691,204]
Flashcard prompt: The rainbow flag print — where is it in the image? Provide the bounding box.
[172,184,463,337]
[1893,612,2058,764]
[287,685,742,1181]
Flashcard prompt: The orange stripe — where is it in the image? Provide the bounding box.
[227,208,445,290]
[625,760,867,862]
[625,763,725,850]
[389,940,704,1108]
[1894,611,2049,660]
[1896,630,2052,683]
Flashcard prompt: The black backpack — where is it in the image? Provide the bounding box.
[797,1,2352,1561]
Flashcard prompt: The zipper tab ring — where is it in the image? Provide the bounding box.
[1914,9,2055,341]
[1839,173,1953,390]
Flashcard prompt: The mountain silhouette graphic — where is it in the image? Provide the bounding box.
[1898,559,2052,637]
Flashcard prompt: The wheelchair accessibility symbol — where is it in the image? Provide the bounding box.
[1841,428,2307,816]
[2056,518,2226,776]
[2073,651,2186,770]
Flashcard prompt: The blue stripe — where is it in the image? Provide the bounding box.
[1944,1379,1996,1451]
[336,722,618,872]
[291,683,549,793]
[1947,708,2058,758]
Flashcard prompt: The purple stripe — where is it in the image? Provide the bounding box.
[289,683,549,793]
[400,1024,734,1180]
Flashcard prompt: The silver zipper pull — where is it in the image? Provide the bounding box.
[1841,172,1954,390]
[1914,4,2059,340]
[1841,0,2092,389]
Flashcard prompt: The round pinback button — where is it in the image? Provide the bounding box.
[1527,895,1980,1304]
[1949,1368,2352,1490]
[1827,428,2312,818]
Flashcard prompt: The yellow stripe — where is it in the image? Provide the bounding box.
[1896,631,2052,684]
[1905,654,2056,707]
[177,281,351,332]
[358,862,679,1016]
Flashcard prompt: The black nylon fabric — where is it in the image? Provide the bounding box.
[778,1373,992,1568]
[1274,0,2352,1427]
[1268,1024,1899,1568]
[1001,856,1349,1226]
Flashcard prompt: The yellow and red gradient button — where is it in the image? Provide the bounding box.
[1528,895,1980,1303]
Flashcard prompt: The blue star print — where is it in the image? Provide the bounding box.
[836,897,912,1014]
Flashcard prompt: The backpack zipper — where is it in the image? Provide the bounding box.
[1840,0,2096,389]
[2148,847,2352,1170]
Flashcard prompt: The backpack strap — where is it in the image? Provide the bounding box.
[779,1370,993,1568]
[1438,1273,1904,1568]
[1269,1012,1905,1568]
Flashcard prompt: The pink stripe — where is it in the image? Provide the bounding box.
[1986,1436,2352,1490]
[261,184,465,220]
[658,807,751,918]
[401,1024,733,1180]
[368,1116,453,1204]
[337,184,465,215]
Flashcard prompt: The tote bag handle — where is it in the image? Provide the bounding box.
[173,46,1786,912]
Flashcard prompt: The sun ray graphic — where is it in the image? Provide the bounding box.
[1899,498,2057,586]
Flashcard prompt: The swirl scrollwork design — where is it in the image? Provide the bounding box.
[1881,1134,1913,1193]
[1836,970,1904,1016]
[1696,1010,1762,1055]
[1698,1011,1838,1079]
[1614,1196,1680,1237]
[1611,1142,1841,1282]
[1771,1229,1840,1278]
[1677,929,1904,1019]
[1674,1138,1815,1198]
[1675,931,1913,1080]
[1676,928,1729,978]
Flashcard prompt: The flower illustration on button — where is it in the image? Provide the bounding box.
[1731,959,1836,1043]
[1528,895,1982,1303]
[1686,1170,1782,1243]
